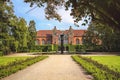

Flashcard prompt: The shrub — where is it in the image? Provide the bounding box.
[72,55,120,80]
[69,44,75,52]
[0,56,48,79]
[75,45,86,52]
[52,44,58,51]
[0,51,3,56]
[30,44,58,52]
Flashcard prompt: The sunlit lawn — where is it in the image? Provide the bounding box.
[0,56,31,66]
[87,56,120,72]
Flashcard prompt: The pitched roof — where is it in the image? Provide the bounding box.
[37,30,86,37]
[73,30,86,36]
[37,30,52,37]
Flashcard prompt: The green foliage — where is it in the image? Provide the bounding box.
[24,0,120,30]
[68,44,75,52]
[2,46,11,55]
[13,41,19,52]
[0,1,16,55]
[0,56,48,79]
[15,18,28,52]
[72,55,120,80]
[63,44,86,53]
[0,1,37,54]
[0,57,30,65]
[52,44,58,51]
[41,45,49,52]
[30,45,53,52]
[0,52,3,56]
[75,45,86,52]
[87,56,120,72]
[28,20,36,50]
[83,23,120,52]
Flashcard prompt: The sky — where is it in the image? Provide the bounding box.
[12,0,90,31]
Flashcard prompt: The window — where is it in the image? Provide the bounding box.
[47,39,51,44]
[42,39,45,45]
[76,38,80,44]
[64,34,68,44]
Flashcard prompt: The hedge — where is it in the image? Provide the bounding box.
[30,44,86,53]
[72,55,120,80]
[0,51,3,56]
[0,56,48,79]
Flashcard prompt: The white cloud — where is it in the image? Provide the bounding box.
[47,24,51,26]
[57,7,74,24]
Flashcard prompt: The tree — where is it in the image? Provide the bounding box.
[23,0,120,30]
[0,1,14,54]
[9,17,28,52]
[83,22,120,51]
[28,20,36,50]
[0,1,36,54]
[15,18,28,52]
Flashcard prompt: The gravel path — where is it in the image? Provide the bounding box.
[2,55,92,80]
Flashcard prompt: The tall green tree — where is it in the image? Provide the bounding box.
[6,16,28,52]
[28,20,36,50]
[0,1,14,54]
[15,18,28,52]
[0,1,36,54]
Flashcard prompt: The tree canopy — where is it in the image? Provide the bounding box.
[83,22,120,51]
[0,1,37,54]
[28,20,37,49]
[24,0,120,30]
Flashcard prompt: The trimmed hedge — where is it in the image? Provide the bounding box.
[52,44,58,51]
[68,45,75,52]
[0,51,3,56]
[30,44,87,53]
[72,55,120,80]
[30,45,53,52]
[0,56,48,79]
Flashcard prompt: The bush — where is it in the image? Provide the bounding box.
[72,55,120,80]
[69,44,75,52]
[0,51,3,56]
[2,46,11,55]
[52,44,58,51]
[75,45,86,52]
[30,44,58,52]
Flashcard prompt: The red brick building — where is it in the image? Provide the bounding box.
[36,26,86,45]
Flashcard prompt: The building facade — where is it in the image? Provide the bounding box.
[36,26,86,45]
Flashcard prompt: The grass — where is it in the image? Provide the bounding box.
[0,56,48,79]
[0,57,31,66]
[87,56,120,72]
[72,55,120,80]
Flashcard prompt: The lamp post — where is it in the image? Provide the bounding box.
[60,34,64,54]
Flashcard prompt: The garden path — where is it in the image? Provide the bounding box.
[2,55,92,80]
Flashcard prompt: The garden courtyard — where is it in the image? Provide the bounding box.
[1,0,120,80]
[1,54,92,80]
[0,53,120,80]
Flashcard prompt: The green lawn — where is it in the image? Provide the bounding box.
[0,56,31,66]
[72,55,120,80]
[87,56,120,72]
[0,56,48,78]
